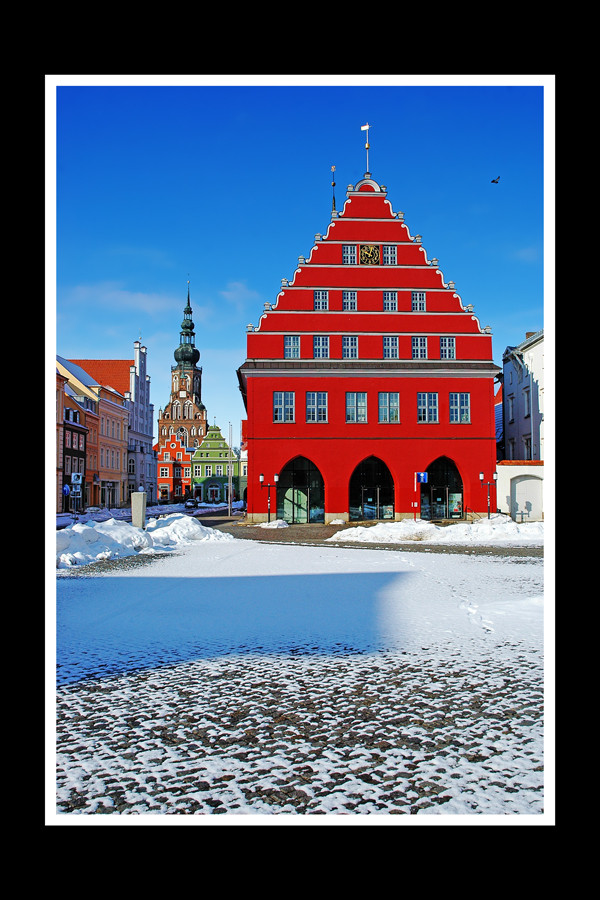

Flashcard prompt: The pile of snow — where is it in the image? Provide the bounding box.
[56,513,234,569]
[327,514,543,547]
[255,519,289,529]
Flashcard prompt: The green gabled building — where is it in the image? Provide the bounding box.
[190,423,246,505]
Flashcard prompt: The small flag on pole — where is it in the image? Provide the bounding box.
[360,123,371,171]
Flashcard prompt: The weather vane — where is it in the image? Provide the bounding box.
[360,123,371,173]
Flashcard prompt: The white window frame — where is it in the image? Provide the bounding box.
[378,392,400,423]
[342,291,357,310]
[273,391,295,423]
[306,391,328,423]
[313,335,329,358]
[412,336,427,359]
[342,335,358,359]
[449,392,470,423]
[346,391,368,423]
[383,336,399,359]
[383,291,397,311]
[440,337,456,359]
[284,335,300,359]
[313,290,329,310]
[342,245,356,265]
[417,392,438,423]
[382,245,397,265]
[412,291,426,311]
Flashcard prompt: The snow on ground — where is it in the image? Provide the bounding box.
[56,509,544,569]
[56,505,237,569]
[327,514,544,547]
[56,500,244,529]
[52,515,549,822]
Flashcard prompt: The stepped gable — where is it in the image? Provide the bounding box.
[247,174,489,360]
[238,167,500,525]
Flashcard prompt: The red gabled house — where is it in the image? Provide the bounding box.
[237,170,500,524]
[156,434,192,502]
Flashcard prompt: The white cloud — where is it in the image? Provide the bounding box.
[219,281,261,313]
[513,246,541,264]
[58,282,218,324]
[60,282,178,316]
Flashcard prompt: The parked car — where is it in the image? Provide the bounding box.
[184,498,198,508]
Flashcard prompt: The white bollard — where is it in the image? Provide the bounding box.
[131,492,147,529]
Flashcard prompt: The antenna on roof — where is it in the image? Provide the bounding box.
[360,123,371,175]
[331,165,336,212]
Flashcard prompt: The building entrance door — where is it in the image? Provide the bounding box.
[281,487,308,523]
[420,457,463,520]
[349,457,394,521]
[360,486,387,519]
[276,457,324,523]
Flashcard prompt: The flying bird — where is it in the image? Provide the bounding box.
[491,176,500,183]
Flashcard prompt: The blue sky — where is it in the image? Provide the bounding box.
[49,76,552,446]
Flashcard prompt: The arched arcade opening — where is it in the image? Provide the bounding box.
[349,456,395,521]
[420,456,464,520]
[276,456,325,523]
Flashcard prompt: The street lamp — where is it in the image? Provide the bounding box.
[259,472,279,523]
[479,471,498,519]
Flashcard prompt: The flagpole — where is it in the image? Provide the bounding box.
[360,123,371,173]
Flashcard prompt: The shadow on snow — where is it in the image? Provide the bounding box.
[56,571,413,685]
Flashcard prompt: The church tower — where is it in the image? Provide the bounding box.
[157,282,207,450]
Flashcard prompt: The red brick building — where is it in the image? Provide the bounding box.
[156,434,192,502]
[237,171,500,523]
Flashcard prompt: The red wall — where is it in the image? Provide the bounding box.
[240,176,500,520]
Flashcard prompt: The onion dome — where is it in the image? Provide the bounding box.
[174,282,200,366]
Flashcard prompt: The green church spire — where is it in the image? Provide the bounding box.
[174,280,200,367]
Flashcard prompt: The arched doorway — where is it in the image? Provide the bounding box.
[510,474,543,522]
[421,457,463,520]
[349,456,394,520]
[276,457,325,523]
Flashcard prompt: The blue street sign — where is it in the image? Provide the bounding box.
[416,472,428,483]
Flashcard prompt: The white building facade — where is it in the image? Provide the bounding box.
[502,330,544,461]
[125,342,156,501]
[499,330,544,522]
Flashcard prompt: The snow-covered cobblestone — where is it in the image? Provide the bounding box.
[55,644,544,817]
[52,533,548,821]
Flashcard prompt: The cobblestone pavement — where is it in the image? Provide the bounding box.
[54,522,545,819]
[199,516,544,558]
[55,644,544,817]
